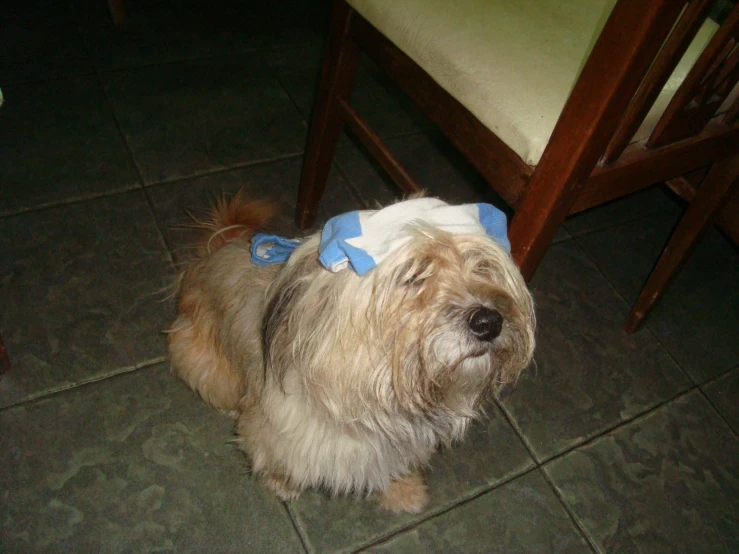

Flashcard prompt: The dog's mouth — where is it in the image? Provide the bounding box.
[462,338,497,359]
[466,339,501,359]
[466,348,490,360]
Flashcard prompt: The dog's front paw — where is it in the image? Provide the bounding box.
[262,473,301,502]
[378,471,429,514]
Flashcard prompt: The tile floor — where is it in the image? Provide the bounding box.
[2,1,738,552]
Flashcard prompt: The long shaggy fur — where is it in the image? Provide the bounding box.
[168,192,535,512]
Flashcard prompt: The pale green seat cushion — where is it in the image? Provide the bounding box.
[347,0,727,166]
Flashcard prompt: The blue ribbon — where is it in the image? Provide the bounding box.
[250,234,301,266]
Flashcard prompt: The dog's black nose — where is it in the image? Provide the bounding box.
[468,307,503,342]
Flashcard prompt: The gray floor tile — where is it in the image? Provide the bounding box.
[500,241,691,461]
[146,157,361,264]
[101,54,307,184]
[0,363,304,553]
[74,0,326,71]
[0,3,93,86]
[241,1,329,52]
[563,186,681,237]
[367,471,592,554]
[263,41,324,122]
[265,44,432,140]
[578,211,739,383]
[147,161,304,264]
[545,391,739,553]
[0,192,174,408]
[289,405,533,553]
[0,76,139,216]
[702,366,739,433]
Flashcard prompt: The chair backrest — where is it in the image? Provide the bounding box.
[519,0,739,205]
[603,0,739,163]
[509,0,739,277]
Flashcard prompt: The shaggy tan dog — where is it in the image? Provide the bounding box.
[168,192,535,513]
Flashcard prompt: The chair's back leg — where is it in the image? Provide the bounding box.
[296,0,361,230]
[624,154,739,333]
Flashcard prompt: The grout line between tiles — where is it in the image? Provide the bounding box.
[244,47,373,216]
[494,372,738,554]
[494,396,599,552]
[563,207,664,240]
[494,395,541,465]
[0,184,143,220]
[94,47,262,76]
[538,468,603,554]
[92,48,307,196]
[352,464,538,553]
[562,188,678,241]
[570,232,696,387]
[331,132,427,209]
[572,223,739,391]
[283,503,311,554]
[0,356,166,413]
[374,128,430,143]
[0,156,308,232]
[1,26,316,88]
[142,189,177,265]
[330,157,372,210]
[563,206,667,239]
[260,52,312,126]
[1,69,99,89]
[498,359,725,474]
[89,33,323,78]
[260,43,431,207]
[93,69,148,184]
[697,363,739,440]
[538,386,701,469]
[91,69,177,270]
[140,152,305,189]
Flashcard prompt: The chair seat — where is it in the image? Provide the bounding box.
[347,0,728,166]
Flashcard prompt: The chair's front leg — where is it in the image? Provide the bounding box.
[296,0,361,230]
[508,167,583,283]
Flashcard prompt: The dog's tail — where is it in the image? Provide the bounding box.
[191,190,279,255]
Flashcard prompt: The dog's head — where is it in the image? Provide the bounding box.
[262,212,535,429]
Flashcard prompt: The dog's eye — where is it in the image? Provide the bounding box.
[398,258,431,287]
[471,259,495,278]
[405,272,426,286]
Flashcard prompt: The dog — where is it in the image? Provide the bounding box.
[167,192,535,513]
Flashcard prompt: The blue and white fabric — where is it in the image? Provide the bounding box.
[250,234,302,267]
[251,198,510,275]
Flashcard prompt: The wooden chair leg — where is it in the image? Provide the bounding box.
[0,334,10,374]
[624,154,739,333]
[508,168,582,282]
[296,0,361,230]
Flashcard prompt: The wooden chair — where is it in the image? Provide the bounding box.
[295,0,739,331]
